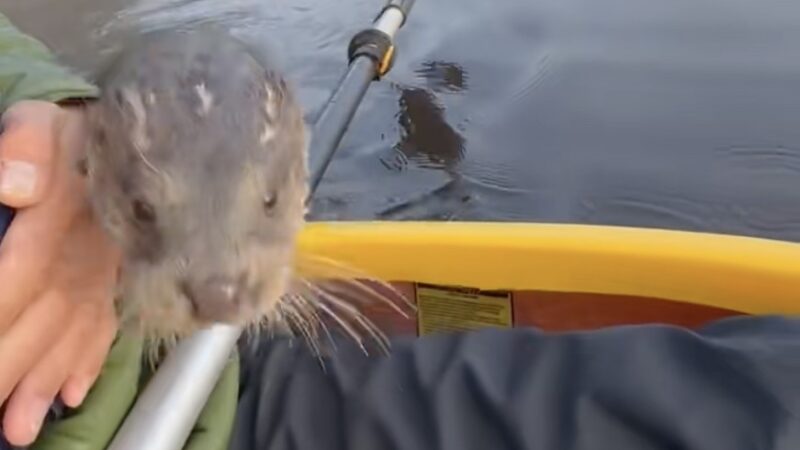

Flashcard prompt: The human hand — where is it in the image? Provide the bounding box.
[28,335,239,450]
[0,100,121,446]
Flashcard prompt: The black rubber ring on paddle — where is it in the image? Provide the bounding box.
[347,28,395,80]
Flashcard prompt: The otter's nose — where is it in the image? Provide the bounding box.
[181,276,242,322]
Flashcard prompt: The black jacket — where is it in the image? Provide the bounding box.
[231,315,800,450]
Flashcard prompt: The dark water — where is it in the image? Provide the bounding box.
[3,0,800,242]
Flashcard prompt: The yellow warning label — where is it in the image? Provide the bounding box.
[416,283,513,336]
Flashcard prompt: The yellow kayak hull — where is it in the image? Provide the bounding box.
[295,221,800,333]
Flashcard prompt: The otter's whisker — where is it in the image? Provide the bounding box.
[280,298,317,343]
[295,253,415,315]
[313,288,391,355]
[298,279,391,355]
[280,300,326,368]
[263,307,292,340]
[312,301,367,355]
[352,314,390,355]
[319,278,413,319]
[267,315,278,340]
[287,292,338,353]
[242,319,265,348]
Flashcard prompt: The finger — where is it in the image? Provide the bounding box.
[2,333,80,446]
[0,295,101,447]
[26,334,145,450]
[61,298,118,408]
[0,105,92,331]
[0,101,61,208]
[0,180,91,332]
[0,210,69,331]
[0,289,73,406]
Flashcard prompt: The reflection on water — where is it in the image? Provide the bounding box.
[2,0,800,241]
[415,61,469,93]
[393,85,466,170]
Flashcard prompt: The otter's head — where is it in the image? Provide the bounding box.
[82,30,309,339]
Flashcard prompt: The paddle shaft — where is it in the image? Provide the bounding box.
[106,2,415,450]
[308,1,412,195]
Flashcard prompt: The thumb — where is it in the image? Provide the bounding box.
[0,100,61,209]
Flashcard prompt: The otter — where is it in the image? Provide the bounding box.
[80,27,309,342]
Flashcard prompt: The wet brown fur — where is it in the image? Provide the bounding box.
[82,27,308,343]
[80,27,414,357]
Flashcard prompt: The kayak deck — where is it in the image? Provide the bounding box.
[295,221,800,335]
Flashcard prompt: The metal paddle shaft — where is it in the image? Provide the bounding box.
[308,0,415,195]
[106,1,416,450]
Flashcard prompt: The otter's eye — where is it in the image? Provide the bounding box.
[263,193,278,212]
[132,199,156,223]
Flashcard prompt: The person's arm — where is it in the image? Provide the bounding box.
[232,315,800,450]
[0,13,97,112]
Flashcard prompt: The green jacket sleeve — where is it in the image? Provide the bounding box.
[0,12,98,112]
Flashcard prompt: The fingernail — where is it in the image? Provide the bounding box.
[27,397,50,436]
[0,160,37,199]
